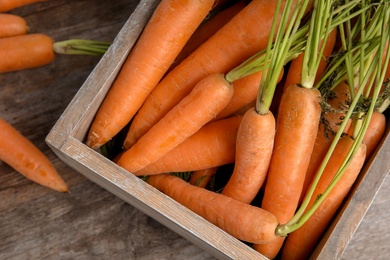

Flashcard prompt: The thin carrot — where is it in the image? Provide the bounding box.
[118,73,234,173]
[0,34,55,73]
[123,0,314,149]
[133,115,241,176]
[221,108,275,204]
[85,0,215,149]
[0,0,46,12]
[280,136,367,260]
[169,0,246,73]
[0,14,28,38]
[0,118,68,192]
[146,173,279,245]
[189,167,218,188]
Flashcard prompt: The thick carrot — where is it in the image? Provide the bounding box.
[299,81,352,202]
[169,0,246,72]
[221,108,275,204]
[134,115,241,176]
[254,84,322,258]
[146,173,279,244]
[124,0,314,149]
[0,0,46,12]
[118,73,234,173]
[0,14,28,38]
[85,0,215,149]
[0,33,55,73]
[189,167,218,188]
[0,118,68,192]
[281,136,367,260]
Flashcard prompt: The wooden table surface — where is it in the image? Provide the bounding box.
[1,1,389,259]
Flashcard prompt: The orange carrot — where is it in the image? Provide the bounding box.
[134,115,241,176]
[281,136,367,260]
[299,81,352,202]
[254,84,322,258]
[0,14,28,38]
[0,0,46,12]
[189,167,218,188]
[169,0,246,72]
[124,0,314,149]
[85,0,215,149]
[0,33,55,73]
[146,173,279,244]
[221,108,275,204]
[0,118,68,192]
[118,73,234,173]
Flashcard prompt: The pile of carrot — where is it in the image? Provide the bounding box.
[0,0,111,192]
[81,0,389,258]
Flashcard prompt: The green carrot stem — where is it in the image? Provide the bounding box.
[256,0,310,115]
[53,39,111,56]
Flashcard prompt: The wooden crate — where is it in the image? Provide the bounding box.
[46,0,390,259]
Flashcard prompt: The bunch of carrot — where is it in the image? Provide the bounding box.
[85,0,389,258]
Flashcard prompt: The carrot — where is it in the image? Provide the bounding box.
[221,108,275,204]
[299,81,352,202]
[146,173,279,245]
[189,167,218,188]
[0,14,28,38]
[0,35,111,73]
[0,33,55,73]
[280,136,367,260]
[85,0,215,149]
[0,0,46,12]
[169,0,246,72]
[133,115,241,176]
[123,0,314,149]
[0,118,68,192]
[118,73,234,173]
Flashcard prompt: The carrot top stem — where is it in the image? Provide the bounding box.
[255,0,310,115]
[53,39,110,56]
[300,0,333,89]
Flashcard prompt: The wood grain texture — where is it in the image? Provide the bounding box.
[0,1,389,259]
